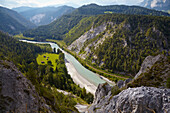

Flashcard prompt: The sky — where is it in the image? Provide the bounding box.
[0,0,144,9]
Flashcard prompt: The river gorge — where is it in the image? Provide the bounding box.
[20,40,114,95]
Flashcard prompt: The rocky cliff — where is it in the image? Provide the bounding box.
[0,60,53,113]
[128,54,170,88]
[88,83,170,113]
[135,54,168,79]
[68,23,107,56]
[88,54,170,113]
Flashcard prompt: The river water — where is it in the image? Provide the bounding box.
[21,40,106,87]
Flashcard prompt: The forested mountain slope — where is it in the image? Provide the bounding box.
[68,14,170,76]
[0,6,36,34]
[23,4,169,39]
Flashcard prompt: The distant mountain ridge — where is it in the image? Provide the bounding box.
[71,3,170,16]
[12,6,35,13]
[140,0,170,11]
[23,4,170,40]
[0,6,36,34]
[15,6,75,26]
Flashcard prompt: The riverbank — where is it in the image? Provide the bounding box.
[65,56,97,95]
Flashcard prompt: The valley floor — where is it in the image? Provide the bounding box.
[65,57,97,95]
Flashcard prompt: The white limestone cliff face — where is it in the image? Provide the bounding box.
[68,23,107,54]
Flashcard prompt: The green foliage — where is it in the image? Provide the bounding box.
[38,86,77,113]
[0,31,47,74]
[64,16,95,45]
[56,48,62,54]
[36,44,52,52]
[39,52,94,104]
[167,78,170,88]
[111,86,121,96]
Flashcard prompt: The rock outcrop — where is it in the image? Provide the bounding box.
[68,23,107,54]
[93,83,112,105]
[126,54,170,88]
[135,54,168,79]
[0,60,53,113]
[88,83,170,113]
[117,78,132,88]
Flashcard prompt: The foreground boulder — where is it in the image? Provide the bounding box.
[0,60,53,113]
[88,83,170,113]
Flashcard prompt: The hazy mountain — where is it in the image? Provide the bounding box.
[53,2,80,8]
[0,6,36,34]
[18,6,75,26]
[12,6,35,13]
[140,0,170,11]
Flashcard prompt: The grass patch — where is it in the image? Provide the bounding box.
[36,53,59,70]
[104,11,113,14]
[14,34,34,40]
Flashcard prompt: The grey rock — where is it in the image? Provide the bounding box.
[68,23,107,54]
[124,78,132,85]
[116,80,124,88]
[0,60,54,113]
[135,54,165,79]
[88,83,170,113]
[130,54,170,88]
[93,83,111,105]
[117,78,132,88]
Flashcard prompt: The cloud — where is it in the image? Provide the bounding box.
[0,0,38,8]
[0,0,143,9]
